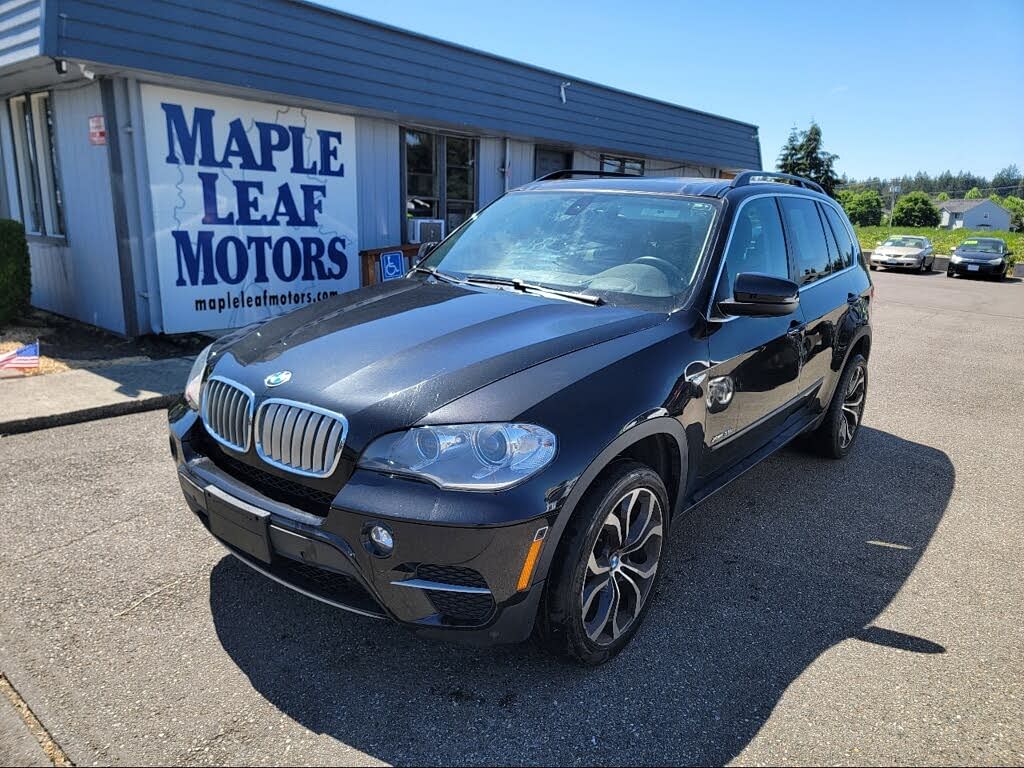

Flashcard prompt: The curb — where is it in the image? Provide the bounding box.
[0,393,179,436]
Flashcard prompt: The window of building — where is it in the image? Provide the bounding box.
[779,197,831,284]
[402,128,477,242]
[8,92,64,237]
[600,154,645,176]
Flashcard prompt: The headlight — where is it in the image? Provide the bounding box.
[359,423,557,491]
[184,343,213,410]
[950,254,963,263]
[987,257,1004,265]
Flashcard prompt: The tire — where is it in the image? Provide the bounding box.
[946,269,955,278]
[804,353,867,460]
[536,460,668,665]
[921,258,932,273]
[869,265,877,271]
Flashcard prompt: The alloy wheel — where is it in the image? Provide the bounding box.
[839,365,866,448]
[580,487,663,646]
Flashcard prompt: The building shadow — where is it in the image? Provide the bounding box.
[209,426,953,765]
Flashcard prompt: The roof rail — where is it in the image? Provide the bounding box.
[729,170,825,195]
[535,169,638,182]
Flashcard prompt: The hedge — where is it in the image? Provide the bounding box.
[0,219,31,326]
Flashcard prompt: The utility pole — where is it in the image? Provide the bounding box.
[888,184,901,225]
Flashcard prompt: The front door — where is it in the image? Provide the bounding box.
[701,195,804,479]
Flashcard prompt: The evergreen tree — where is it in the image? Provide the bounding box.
[776,127,805,177]
[775,121,839,197]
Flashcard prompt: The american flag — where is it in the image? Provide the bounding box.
[0,341,40,370]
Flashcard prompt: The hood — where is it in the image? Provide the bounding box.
[874,246,924,257]
[208,278,662,447]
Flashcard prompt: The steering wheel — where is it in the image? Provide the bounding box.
[632,256,686,286]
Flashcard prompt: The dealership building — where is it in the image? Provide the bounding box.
[0,0,762,335]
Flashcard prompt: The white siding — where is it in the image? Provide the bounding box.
[478,137,504,206]
[355,117,401,250]
[962,201,1011,231]
[37,83,125,332]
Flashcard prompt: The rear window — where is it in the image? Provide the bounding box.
[779,197,831,284]
[821,204,857,269]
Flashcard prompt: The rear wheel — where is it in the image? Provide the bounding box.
[804,354,867,459]
[536,461,667,665]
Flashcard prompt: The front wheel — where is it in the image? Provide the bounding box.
[946,269,955,278]
[536,460,668,665]
[869,265,877,271]
[804,354,867,459]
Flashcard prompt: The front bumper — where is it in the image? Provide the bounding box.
[948,259,1006,277]
[870,254,924,268]
[170,404,551,645]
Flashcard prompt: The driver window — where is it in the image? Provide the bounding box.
[716,197,788,302]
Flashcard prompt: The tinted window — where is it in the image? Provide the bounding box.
[780,197,831,284]
[821,204,857,269]
[716,196,788,301]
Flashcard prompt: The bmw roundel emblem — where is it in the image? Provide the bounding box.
[264,370,292,388]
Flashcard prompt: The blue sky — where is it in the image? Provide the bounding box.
[321,0,1023,180]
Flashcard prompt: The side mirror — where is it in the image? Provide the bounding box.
[719,272,800,317]
[414,241,439,265]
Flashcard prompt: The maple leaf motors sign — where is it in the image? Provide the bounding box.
[140,84,359,333]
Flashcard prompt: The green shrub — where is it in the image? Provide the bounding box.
[891,192,940,227]
[965,187,982,200]
[0,219,31,326]
[841,190,884,226]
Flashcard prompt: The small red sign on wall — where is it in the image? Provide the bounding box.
[89,115,106,145]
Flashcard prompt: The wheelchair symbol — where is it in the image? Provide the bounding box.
[380,252,405,281]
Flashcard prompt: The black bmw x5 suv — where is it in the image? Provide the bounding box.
[169,170,872,664]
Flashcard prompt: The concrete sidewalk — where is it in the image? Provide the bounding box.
[0,357,191,435]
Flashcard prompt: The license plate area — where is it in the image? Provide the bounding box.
[887,260,899,265]
[967,264,980,271]
[206,486,272,563]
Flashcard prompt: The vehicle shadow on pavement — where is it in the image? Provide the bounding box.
[209,426,953,766]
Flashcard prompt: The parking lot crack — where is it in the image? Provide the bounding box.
[0,674,74,767]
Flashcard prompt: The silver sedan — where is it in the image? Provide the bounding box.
[869,236,935,272]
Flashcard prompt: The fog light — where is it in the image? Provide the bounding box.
[368,524,394,556]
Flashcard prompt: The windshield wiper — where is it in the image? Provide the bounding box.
[411,265,462,285]
[461,274,605,306]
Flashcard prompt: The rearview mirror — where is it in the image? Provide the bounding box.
[719,272,800,317]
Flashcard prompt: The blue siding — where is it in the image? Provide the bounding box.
[47,0,761,170]
[0,0,40,67]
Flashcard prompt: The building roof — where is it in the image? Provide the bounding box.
[937,198,1000,213]
[3,0,762,170]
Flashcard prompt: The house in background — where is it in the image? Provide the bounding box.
[936,199,1011,230]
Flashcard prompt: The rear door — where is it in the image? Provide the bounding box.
[779,196,857,413]
[701,195,804,478]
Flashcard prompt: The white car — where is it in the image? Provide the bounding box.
[869,236,935,272]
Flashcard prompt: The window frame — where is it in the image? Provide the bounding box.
[7,90,65,239]
[400,127,479,243]
[599,153,645,176]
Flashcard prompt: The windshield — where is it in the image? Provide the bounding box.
[959,239,1004,253]
[420,190,719,309]
[882,237,926,248]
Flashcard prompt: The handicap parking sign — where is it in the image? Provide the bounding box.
[379,251,406,282]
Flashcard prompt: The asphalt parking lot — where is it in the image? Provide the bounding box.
[1,269,1022,767]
